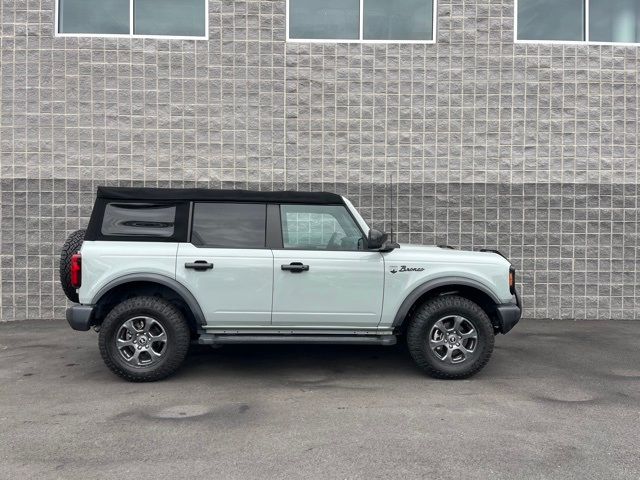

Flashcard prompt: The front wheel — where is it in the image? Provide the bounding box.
[98,296,190,382]
[406,295,495,379]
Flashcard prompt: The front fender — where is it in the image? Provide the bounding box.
[387,276,502,328]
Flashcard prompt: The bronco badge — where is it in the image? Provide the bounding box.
[389,265,425,274]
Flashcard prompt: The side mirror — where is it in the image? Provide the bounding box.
[367,229,387,249]
[368,229,400,252]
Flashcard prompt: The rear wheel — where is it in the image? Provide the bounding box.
[98,296,190,382]
[406,295,494,379]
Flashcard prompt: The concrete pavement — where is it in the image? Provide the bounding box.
[1,318,639,479]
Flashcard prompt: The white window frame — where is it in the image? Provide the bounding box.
[286,0,437,44]
[514,0,640,46]
[54,0,209,40]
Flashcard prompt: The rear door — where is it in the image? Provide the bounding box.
[176,202,273,326]
[271,204,384,328]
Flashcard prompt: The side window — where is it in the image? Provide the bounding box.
[191,203,266,248]
[102,203,176,237]
[280,205,364,251]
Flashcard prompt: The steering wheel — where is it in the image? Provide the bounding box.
[326,232,341,250]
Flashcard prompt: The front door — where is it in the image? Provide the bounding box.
[176,202,273,326]
[272,204,384,328]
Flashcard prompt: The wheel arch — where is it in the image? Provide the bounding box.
[91,274,206,332]
[392,277,501,332]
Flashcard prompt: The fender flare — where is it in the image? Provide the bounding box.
[391,276,501,328]
[91,273,206,326]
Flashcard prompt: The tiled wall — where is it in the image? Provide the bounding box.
[0,1,638,321]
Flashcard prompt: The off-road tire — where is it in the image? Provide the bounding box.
[98,296,190,382]
[59,229,85,303]
[406,295,495,379]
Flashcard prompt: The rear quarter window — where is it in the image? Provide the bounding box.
[102,203,177,237]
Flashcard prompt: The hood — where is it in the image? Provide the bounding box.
[384,244,512,267]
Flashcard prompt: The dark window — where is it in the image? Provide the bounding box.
[280,204,364,251]
[191,203,266,248]
[102,203,176,237]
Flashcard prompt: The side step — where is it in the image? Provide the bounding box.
[198,334,397,346]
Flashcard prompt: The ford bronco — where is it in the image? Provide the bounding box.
[61,187,521,382]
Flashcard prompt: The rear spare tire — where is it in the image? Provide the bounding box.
[59,229,85,303]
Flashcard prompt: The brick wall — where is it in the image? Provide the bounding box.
[0,0,638,321]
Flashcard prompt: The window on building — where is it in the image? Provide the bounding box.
[516,0,584,41]
[589,0,640,43]
[289,0,360,40]
[58,0,130,35]
[280,205,365,251]
[191,203,267,249]
[287,0,436,42]
[364,0,434,40]
[516,0,640,44]
[57,0,207,38]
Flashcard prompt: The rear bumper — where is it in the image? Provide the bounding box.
[66,305,95,331]
[495,290,522,334]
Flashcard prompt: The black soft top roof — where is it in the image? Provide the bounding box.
[96,186,344,205]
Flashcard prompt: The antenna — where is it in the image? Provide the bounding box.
[390,172,394,243]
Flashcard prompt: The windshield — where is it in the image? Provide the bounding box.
[342,197,370,235]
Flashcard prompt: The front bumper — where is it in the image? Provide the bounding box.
[66,305,95,331]
[495,289,522,334]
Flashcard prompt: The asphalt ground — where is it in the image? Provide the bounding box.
[1,318,638,479]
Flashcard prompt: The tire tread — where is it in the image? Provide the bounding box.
[59,229,85,303]
[406,295,495,379]
[98,296,190,382]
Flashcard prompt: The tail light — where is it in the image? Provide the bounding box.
[71,253,82,289]
[508,266,516,294]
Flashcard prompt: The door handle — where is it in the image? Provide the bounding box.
[281,262,309,273]
[185,260,214,271]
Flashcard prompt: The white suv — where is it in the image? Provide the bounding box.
[61,187,521,382]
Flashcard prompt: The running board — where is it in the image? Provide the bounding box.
[198,334,397,346]
[201,326,394,335]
